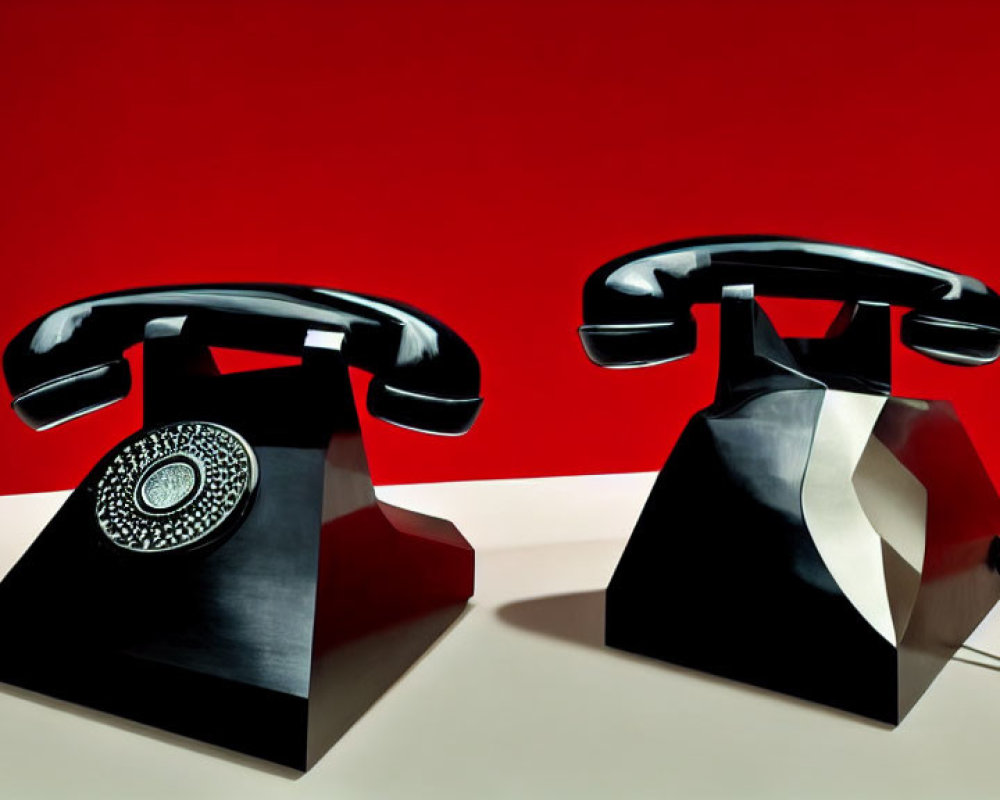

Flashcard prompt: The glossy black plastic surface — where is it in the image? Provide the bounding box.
[583,238,1000,723]
[3,284,482,434]
[0,319,475,769]
[581,235,1000,367]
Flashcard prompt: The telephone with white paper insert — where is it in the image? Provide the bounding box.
[0,284,482,770]
[581,236,1000,723]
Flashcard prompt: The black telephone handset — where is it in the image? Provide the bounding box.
[4,283,482,434]
[580,235,1000,727]
[0,284,482,770]
[580,234,1000,370]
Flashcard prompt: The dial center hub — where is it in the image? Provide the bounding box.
[139,460,199,511]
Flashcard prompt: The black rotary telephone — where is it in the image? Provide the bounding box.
[0,285,483,769]
[581,236,1000,724]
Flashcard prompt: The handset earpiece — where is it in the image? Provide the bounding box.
[308,289,483,434]
[578,317,696,368]
[901,305,1000,365]
[366,379,482,435]
[10,359,131,431]
[580,248,701,367]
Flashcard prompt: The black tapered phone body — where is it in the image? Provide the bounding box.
[581,236,1000,723]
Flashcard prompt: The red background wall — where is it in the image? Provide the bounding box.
[2,0,1000,493]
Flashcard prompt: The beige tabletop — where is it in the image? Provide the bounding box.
[1,476,999,800]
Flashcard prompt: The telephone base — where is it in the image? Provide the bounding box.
[0,471,472,770]
[0,318,478,769]
[1,602,465,768]
[606,392,1000,724]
